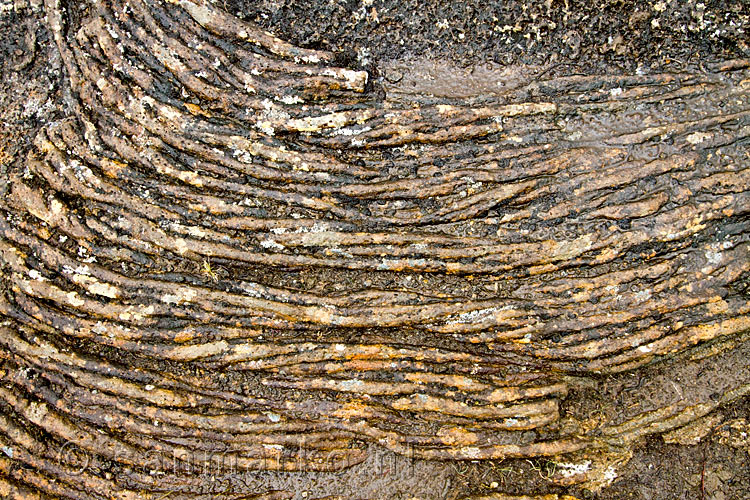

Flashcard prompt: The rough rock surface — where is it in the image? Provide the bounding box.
[0,0,748,499]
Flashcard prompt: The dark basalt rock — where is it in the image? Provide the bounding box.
[0,0,748,498]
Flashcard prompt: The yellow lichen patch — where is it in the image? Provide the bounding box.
[184,102,211,117]
[437,426,478,446]
[164,340,230,361]
[99,158,129,177]
[177,170,203,187]
[72,274,121,299]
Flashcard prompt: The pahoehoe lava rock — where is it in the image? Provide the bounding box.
[0,0,748,498]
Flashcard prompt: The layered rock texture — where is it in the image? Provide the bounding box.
[0,0,748,498]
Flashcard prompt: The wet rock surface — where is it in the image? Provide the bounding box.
[0,1,748,499]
